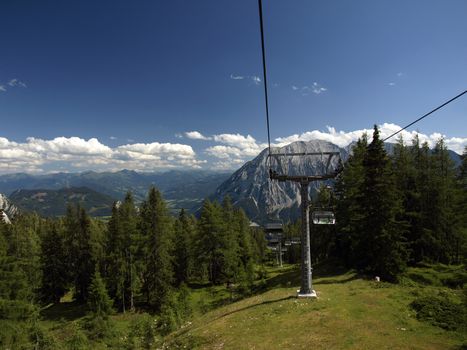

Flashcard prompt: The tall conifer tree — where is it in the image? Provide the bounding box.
[359,126,407,280]
[140,187,174,312]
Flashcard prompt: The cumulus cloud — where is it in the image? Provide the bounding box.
[205,133,268,167]
[184,131,212,140]
[0,136,203,174]
[275,123,467,154]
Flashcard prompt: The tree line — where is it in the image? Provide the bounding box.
[281,127,466,280]
[0,188,265,347]
[321,126,465,280]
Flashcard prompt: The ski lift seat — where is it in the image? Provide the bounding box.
[312,211,336,225]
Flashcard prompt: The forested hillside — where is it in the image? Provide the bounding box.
[0,127,465,349]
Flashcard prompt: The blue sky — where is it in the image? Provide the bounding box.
[0,0,466,173]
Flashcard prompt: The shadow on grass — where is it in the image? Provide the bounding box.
[314,274,360,285]
[261,258,354,291]
[41,301,88,322]
[213,295,296,321]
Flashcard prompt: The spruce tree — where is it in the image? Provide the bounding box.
[105,193,140,312]
[456,147,467,262]
[88,269,113,318]
[196,200,227,284]
[335,134,368,265]
[359,126,407,280]
[174,209,194,286]
[66,205,95,302]
[140,187,174,312]
[429,138,460,263]
[221,196,241,284]
[40,220,69,304]
[85,269,114,339]
[0,220,38,348]
[234,208,255,288]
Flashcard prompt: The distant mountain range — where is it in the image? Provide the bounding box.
[0,170,230,215]
[9,187,116,217]
[0,141,461,219]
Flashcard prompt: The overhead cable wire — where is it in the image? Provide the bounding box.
[383,89,467,142]
[258,0,272,166]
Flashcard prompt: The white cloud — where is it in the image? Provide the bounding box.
[230,74,245,80]
[230,74,261,86]
[8,79,27,88]
[0,136,203,174]
[185,131,212,141]
[311,82,327,94]
[291,82,327,95]
[109,136,117,140]
[388,82,396,86]
[275,123,467,154]
[251,76,261,85]
[397,72,404,77]
[205,133,268,166]
[0,85,6,92]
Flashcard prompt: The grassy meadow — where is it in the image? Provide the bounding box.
[37,262,466,349]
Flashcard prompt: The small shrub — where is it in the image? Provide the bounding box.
[124,313,158,350]
[159,303,178,335]
[441,272,467,289]
[410,295,466,331]
[65,324,89,350]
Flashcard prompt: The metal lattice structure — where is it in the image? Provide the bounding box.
[269,152,341,298]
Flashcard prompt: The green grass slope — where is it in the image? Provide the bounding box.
[38,264,466,349]
[167,265,466,350]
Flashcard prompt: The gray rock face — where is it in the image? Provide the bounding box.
[213,140,348,224]
[0,193,18,223]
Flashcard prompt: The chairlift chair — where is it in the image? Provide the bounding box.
[311,210,336,225]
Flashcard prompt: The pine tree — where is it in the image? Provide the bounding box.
[105,193,140,312]
[456,147,467,262]
[359,126,408,280]
[0,220,38,348]
[85,269,114,340]
[234,208,255,288]
[429,138,460,263]
[40,220,69,304]
[174,209,194,286]
[410,137,437,261]
[104,203,124,308]
[66,205,95,302]
[88,269,113,319]
[392,136,418,263]
[220,197,242,284]
[196,200,228,284]
[140,187,174,312]
[335,134,368,265]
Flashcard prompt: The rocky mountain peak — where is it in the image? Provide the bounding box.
[213,140,347,224]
